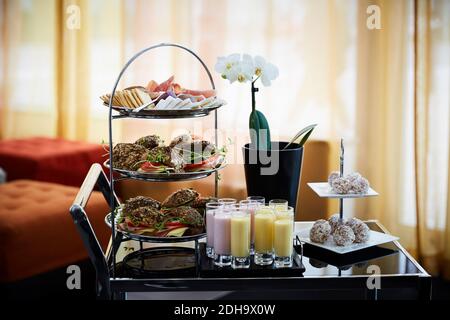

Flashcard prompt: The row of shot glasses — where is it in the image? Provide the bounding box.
[206,197,295,269]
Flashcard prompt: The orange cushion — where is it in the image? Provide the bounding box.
[0,180,111,282]
[0,137,106,187]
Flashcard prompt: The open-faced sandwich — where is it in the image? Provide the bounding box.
[116,189,214,237]
[111,133,225,174]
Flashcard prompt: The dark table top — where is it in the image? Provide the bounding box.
[108,220,429,280]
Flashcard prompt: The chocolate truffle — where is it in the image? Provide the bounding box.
[333,225,355,246]
[346,218,370,243]
[313,219,328,226]
[345,217,360,229]
[350,176,369,194]
[328,214,346,234]
[331,177,352,194]
[310,221,331,244]
[347,172,362,183]
[328,171,341,187]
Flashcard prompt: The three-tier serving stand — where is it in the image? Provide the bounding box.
[105,43,223,277]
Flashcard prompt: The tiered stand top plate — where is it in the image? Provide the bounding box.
[109,104,223,119]
[307,182,379,198]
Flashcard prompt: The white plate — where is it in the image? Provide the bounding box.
[295,228,399,254]
[308,182,379,199]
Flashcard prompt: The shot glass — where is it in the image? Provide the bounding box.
[230,208,251,269]
[239,200,260,255]
[206,202,224,258]
[273,208,295,268]
[213,211,232,267]
[218,198,237,208]
[269,199,289,211]
[254,206,276,265]
[247,196,265,206]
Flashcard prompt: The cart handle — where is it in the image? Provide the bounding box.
[70,163,121,299]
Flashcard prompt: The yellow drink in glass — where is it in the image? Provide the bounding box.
[254,207,275,265]
[274,207,295,267]
[273,219,294,257]
[231,215,251,257]
[230,209,251,268]
[269,199,288,211]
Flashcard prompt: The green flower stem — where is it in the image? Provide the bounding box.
[251,80,259,113]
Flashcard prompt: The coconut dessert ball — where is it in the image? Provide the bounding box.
[333,225,355,246]
[351,176,369,194]
[346,218,370,243]
[345,217,360,229]
[328,214,346,234]
[313,219,328,226]
[347,172,362,183]
[331,177,352,194]
[328,171,341,187]
[310,221,331,244]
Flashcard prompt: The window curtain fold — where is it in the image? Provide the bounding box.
[414,0,450,276]
[54,0,91,141]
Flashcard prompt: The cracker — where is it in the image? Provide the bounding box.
[125,90,139,108]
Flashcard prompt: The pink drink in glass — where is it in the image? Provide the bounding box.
[206,210,215,247]
[206,202,223,259]
[213,212,232,266]
[214,213,231,255]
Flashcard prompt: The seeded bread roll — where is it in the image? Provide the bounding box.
[135,135,161,150]
[112,143,148,171]
[123,196,161,212]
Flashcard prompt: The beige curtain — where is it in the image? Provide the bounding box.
[1,0,450,277]
[54,0,91,140]
[354,0,450,277]
[355,0,417,251]
[0,0,58,138]
[413,0,450,276]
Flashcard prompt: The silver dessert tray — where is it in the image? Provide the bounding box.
[108,104,224,119]
[307,182,379,199]
[105,212,206,243]
[104,159,226,182]
[296,227,399,254]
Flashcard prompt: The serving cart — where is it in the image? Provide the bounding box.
[69,44,431,300]
[70,163,431,300]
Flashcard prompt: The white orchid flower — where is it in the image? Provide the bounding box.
[253,55,279,87]
[215,54,253,84]
[215,53,241,81]
[236,54,254,83]
[215,53,279,85]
